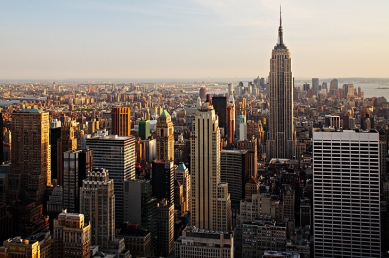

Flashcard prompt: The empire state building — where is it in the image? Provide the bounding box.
[267,9,296,159]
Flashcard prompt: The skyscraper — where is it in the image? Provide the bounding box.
[80,168,115,249]
[63,150,82,213]
[8,109,50,204]
[151,160,174,204]
[220,150,249,210]
[123,179,158,254]
[313,130,381,257]
[237,114,247,141]
[190,102,232,231]
[312,78,319,93]
[267,9,296,159]
[86,134,136,223]
[175,163,190,213]
[330,78,338,90]
[111,106,131,136]
[57,121,77,186]
[226,92,235,145]
[212,96,227,137]
[156,110,174,161]
[139,119,151,140]
[156,200,174,257]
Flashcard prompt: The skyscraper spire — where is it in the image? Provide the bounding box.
[278,5,284,46]
[280,5,282,27]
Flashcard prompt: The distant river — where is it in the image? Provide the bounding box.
[0,100,21,106]
[349,82,389,99]
[203,81,389,100]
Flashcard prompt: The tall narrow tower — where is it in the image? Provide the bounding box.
[190,102,231,231]
[226,92,235,145]
[57,121,77,186]
[111,106,131,136]
[156,110,174,161]
[267,8,296,159]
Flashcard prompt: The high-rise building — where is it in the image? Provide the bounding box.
[111,106,131,136]
[312,78,319,93]
[237,139,258,179]
[212,96,227,137]
[199,87,207,100]
[8,109,50,204]
[86,134,136,224]
[139,120,151,140]
[50,122,62,183]
[151,160,174,204]
[175,163,190,213]
[123,179,158,254]
[80,168,115,249]
[156,200,174,257]
[57,121,77,186]
[0,113,3,165]
[156,110,174,161]
[220,150,249,210]
[267,10,296,160]
[226,94,235,145]
[190,102,232,231]
[313,130,381,257]
[0,202,12,243]
[77,149,93,188]
[237,114,247,141]
[62,150,83,213]
[47,185,63,231]
[330,78,339,90]
[53,212,91,258]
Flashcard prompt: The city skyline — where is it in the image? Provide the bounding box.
[1,0,389,80]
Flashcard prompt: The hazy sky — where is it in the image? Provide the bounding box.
[1,0,388,80]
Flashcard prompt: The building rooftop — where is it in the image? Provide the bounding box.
[17,108,44,113]
[263,250,300,258]
[221,149,248,154]
[176,162,187,171]
[160,109,171,117]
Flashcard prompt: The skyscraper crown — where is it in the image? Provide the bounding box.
[275,5,287,50]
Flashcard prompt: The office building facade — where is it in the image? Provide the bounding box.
[156,110,174,161]
[86,134,136,223]
[111,106,131,136]
[174,226,234,258]
[80,168,115,249]
[152,160,174,204]
[53,212,91,258]
[8,109,50,204]
[313,130,381,257]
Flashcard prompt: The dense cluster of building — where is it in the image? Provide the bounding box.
[0,11,387,258]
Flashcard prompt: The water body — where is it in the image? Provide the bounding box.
[0,100,21,106]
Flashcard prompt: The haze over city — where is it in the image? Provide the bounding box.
[1,0,389,80]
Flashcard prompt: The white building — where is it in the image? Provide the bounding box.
[313,130,381,257]
[174,226,234,258]
[80,168,115,249]
[190,102,232,231]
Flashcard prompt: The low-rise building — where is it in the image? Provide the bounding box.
[175,226,234,258]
